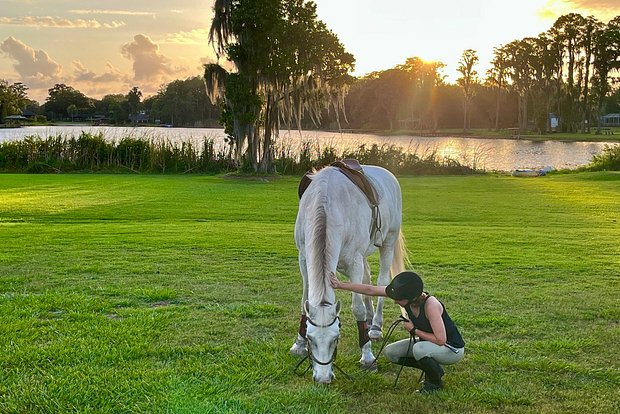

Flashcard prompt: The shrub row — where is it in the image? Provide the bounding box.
[0,133,234,174]
[586,145,620,171]
[0,132,481,175]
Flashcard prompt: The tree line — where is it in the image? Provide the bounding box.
[331,13,620,134]
[0,77,220,127]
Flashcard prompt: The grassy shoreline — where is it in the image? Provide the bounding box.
[360,127,620,143]
[0,172,619,413]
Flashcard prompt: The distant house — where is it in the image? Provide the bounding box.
[129,110,149,124]
[3,115,28,126]
[600,113,620,127]
[22,109,36,119]
[88,115,110,125]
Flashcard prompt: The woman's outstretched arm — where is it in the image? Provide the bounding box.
[329,273,387,297]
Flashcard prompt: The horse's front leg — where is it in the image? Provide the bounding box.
[349,260,377,371]
[351,291,377,370]
[372,242,396,339]
[290,253,309,356]
[361,258,382,341]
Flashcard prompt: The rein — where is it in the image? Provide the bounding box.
[293,316,423,386]
[293,315,353,380]
[370,316,424,388]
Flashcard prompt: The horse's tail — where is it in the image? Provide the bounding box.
[391,230,412,318]
[390,230,411,278]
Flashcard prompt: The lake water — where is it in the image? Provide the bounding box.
[0,125,617,172]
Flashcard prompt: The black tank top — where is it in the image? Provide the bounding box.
[404,293,465,348]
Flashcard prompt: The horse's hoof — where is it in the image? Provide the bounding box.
[360,360,378,372]
[368,328,382,340]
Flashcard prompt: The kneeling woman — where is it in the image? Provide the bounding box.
[329,271,465,392]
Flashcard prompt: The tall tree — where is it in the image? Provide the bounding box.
[504,39,538,131]
[552,13,587,132]
[486,46,509,131]
[127,86,143,126]
[0,80,29,121]
[579,16,604,133]
[67,104,78,122]
[456,49,479,132]
[45,84,90,120]
[100,94,128,124]
[528,34,560,134]
[592,16,620,131]
[205,0,354,173]
[398,57,445,130]
[366,68,411,130]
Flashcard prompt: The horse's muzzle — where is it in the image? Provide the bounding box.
[313,370,335,384]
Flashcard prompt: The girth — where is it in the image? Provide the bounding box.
[297,159,383,247]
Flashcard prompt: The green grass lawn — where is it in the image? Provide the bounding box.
[0,172,618,413]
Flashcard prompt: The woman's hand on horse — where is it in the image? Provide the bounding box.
[329,273,343,289]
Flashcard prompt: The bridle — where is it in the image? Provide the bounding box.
[294,314,352,379]
[305,315,340,366]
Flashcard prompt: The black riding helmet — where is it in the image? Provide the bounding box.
[385,271,423,302]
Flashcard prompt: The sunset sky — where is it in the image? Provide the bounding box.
[1,0,618,103]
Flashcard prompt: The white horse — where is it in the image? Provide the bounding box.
[290,164,406,384]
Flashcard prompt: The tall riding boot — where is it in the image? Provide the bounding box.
[417,357,444,393]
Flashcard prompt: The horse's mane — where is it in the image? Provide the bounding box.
[305,168,338,306]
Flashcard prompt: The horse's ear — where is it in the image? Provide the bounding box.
[335,300,341,316]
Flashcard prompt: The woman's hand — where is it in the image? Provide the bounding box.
[403,319,415,334]
[329,273,343,289]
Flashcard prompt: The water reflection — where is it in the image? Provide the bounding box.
[0,125,616,172]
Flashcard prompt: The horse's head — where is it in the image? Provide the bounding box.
[304,300,341,384]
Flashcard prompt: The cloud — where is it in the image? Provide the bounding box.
[70,61,134,99]
[538,0,620,22]
[69,9,156,18]
[569,0,620,8]
[121,34,175,81]
[1,36,62,79]
[0,16,125,29]
[163,28,210,45]
[72,61,130,83]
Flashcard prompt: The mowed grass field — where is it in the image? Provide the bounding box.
[0,172,618,414]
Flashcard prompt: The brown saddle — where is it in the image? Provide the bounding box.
[297,159,383,246]
[297,159,377,206]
